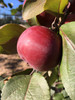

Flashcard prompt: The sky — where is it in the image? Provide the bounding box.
[0,0,23,14]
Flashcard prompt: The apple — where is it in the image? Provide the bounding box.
[65,14,75,23]
[17,26,62,71]
[69,0,75,12]
[36,11,55,27]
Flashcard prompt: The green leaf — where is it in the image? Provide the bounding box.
[8,3,13,8]
[60,22,75,100]
[1,37,19,54]
[0,24,26,54]
[2,73,50,100]
[53,93,64,100]
[0,46,6,54]
[44,0,68,15]
[0,76,5,91]
[0,76,4,81]
[24,22,31,28]
[0,76,4,100]
[22,0,46,20]
[47,67,58,86]
[12,69,33,77]
[18,0,24,2]
[0,80,4,91]
[56,83,64,90]
[11,9,18,15]
[28,16,39,26]
[17,5,22,12]
[11,5,22,15]
[22,0,68,20]
[0,0,7,7]
[0,24,25,45]
[61,90,71,100]
[60,22,75,44]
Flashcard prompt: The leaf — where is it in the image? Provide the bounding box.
[22,0,68,20]
[1,37,19,54]
[0,0,7,7]
[0,76,5,100]
[0,46,6,54]
[47,67,58,86]
[12,68,33,77]
[61,90,71,100]
[53,93,64,100]
[24,22,31,28]
[0,80,4,91]
[28,16,39,26]
[1,73,50,100]
[11,5,22,15]
[0,76,5,91]
[56,83,64,90]
[17,5,22,12]
[44,0,68,15]
[22,0,46,20]
[60,22,75,100]
[8,3,13,8]
[11,9,18,15]
[60,22,75,44]
[0,24,26,54]
[18,0,24,2]
[0,24,25,45]
[0,76,4,81]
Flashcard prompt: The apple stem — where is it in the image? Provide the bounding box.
[51,17,59,32]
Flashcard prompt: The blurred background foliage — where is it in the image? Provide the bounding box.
[0,0,25,26]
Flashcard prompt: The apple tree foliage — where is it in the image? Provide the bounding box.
[0,0,75,100]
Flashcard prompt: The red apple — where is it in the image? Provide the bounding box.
[69,0,75,12]
[36,11,55,27]
[65,14,75,23]
[17,26,61,71]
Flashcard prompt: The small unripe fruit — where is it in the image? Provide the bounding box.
[17,26,61,71]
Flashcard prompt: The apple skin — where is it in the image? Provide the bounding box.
[17,26,61,71]
[69,0,75,12]
[36,11,55,27]
[65,14,75,23]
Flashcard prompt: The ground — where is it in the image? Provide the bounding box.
[0,54,30,77]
